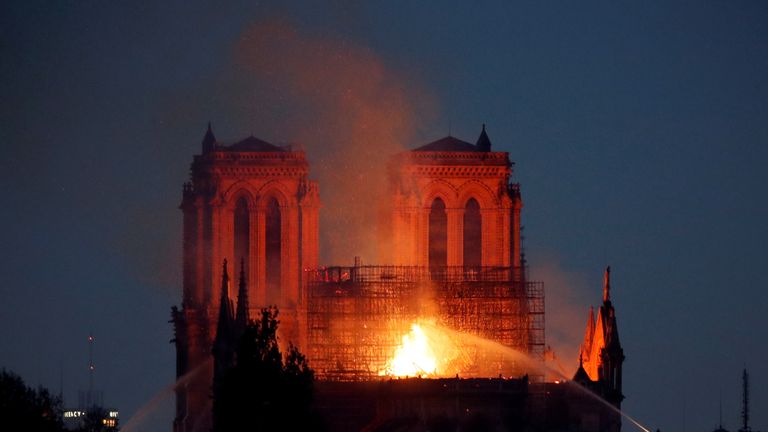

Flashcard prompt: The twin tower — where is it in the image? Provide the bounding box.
[171,124,524,431]
[176,125,523,344]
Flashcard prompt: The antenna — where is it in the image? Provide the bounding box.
[447,86,453,137]
[77,332,103,409]
[741,368,751,432]
[88,333,95,407]
[719,388,723,429]
[59,360,64,404]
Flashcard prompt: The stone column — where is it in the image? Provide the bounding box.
[256,203,267,306]
[248,200,260,311]
[500,207,512,267]
[283,204,300,307]
[480,209,496,266]
[512,201,522,269]
[447,207,463,267]
[417,207,430,267]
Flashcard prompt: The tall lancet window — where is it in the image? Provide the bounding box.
[265,198,282,303]
[234,198,250,270]
[463,198,482,267]
[428,198,448,268]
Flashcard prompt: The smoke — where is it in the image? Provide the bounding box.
[113,203,181,294]
[228,19,436,264]
[113,18,436,293]
[528,259,594,377]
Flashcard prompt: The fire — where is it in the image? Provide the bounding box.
[380,323,439,377]
[379,320,514,379]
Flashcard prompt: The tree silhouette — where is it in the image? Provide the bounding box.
[0,369,65,431]
[212,307,322,431]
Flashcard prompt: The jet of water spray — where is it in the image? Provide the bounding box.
[417,321,653,432]
[120,359,213,432]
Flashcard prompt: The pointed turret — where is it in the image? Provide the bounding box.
[576,267,625,408]
[598,265,624,406]
[582,306,595,361]
[573,351,591,384]
[236,258,249,329]
[603,266,611,303]
[214,259,234,348]
[601,266,621,349]
[211,259,239,426]
[202,122,217,153]
[475,124,492,152]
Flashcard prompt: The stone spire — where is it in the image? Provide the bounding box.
[236,258,249,329]
[582,306,595,360]
[603,266,611,303]
[214,259,234,346]
[202,121,216,153]
[475,123,492,152]
[598,266,624,406]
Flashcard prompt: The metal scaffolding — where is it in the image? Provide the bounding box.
[306,265,544,381]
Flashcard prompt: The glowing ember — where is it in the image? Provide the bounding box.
[380,323,438,377]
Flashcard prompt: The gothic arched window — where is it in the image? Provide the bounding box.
[463,198,481,267]
[265,198,281,303]
[429,198,448,268]
[234,197,250,270]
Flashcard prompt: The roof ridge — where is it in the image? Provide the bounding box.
[412,135,477,152]
[222,135,286,152]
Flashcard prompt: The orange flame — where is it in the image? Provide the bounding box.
[379,320,530,379]
[386,323,437,377]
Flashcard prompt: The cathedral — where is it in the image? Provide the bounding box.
[171,124,625,431]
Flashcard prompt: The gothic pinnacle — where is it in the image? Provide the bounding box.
[221,258,230,299]
[236,257,249,325]
[475,123,492,152]
[202,121,216,153]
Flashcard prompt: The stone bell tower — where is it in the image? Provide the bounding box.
[172,123,320,432]
[387,125,523,275]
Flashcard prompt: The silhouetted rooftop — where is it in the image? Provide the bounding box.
[224,136,286,152]
[413,125,494,152]
[412,136,478,152]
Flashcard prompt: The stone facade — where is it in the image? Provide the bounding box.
[172,123,624,432]
[172,125,319,432]
[387,127,523,272]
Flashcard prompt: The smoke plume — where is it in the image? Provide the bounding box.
[528,259,594,377]
[228,20,436,264]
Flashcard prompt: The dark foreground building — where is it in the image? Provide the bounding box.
[172,125,625,432]
[314,377,621,432]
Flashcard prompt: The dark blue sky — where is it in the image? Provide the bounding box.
[2,1,767,430]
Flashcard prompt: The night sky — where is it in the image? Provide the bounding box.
[2,2,767,431]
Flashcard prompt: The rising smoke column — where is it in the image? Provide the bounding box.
[528,259,593,377]
[230,20,436,264]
